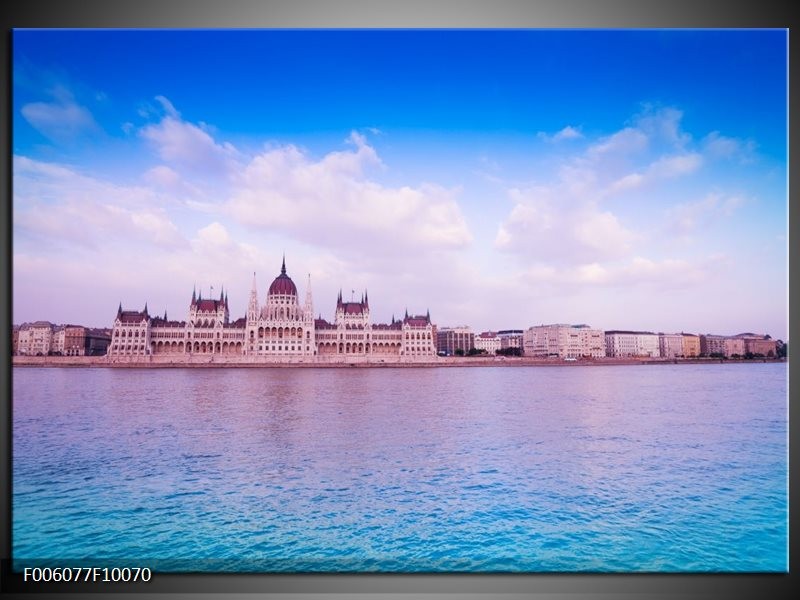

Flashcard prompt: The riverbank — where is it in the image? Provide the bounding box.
[11,355,786,368]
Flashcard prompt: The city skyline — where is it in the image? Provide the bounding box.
[12,29,788,338]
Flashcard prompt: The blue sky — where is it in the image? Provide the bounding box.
[12,29,788,338]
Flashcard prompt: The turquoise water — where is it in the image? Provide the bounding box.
[12,364,787,572]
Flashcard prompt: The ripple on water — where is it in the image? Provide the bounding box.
[12,364,788,572]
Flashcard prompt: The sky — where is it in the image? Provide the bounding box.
[12,29,788,339]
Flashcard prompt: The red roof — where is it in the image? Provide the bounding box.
[373,322,402,330]
[341,302,365,314]
[194,299,223,312]
[315,318,336,329]
[151,318,186,328]
[404,314,430,327]
[268,273,297,296]
[119,311,147,324]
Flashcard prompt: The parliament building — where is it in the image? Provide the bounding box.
[107,257,437,362]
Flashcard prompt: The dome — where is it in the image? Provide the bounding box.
[268,257,297,296]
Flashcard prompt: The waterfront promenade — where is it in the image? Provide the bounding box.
[11,355,784,368]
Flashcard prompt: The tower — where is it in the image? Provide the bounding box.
[247,272,259,324]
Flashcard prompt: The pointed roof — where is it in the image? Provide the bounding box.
[268,256,297,296]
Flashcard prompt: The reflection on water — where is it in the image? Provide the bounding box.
[13,364,787,572]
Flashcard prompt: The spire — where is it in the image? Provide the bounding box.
[144,302,148,315]
[405,307,408,319]
[117,302,122,316]
[192,285,196,304]
[281,254,286,275]
[220,285,224,302]
[247,271,259,324]
[305,273,313,312]
[164,309,168,321]
[364,289,369,306]
[426,308,430,321]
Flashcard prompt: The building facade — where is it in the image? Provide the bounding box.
[523,324,605,359]
[64,326,86,356]
[436,326,475,355]
[473,331,501,355]
[17,321,54,356]
[724,337,746,357]
[681,334,701,358]
[735,334,777,357]
[699,334,727,356]
[497,330,523,351]
[51,327,66,355]
[107,258,437,362]
[658,333,684,358]
[604,330,660,358]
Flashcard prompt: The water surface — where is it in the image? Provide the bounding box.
[13,363,788,572]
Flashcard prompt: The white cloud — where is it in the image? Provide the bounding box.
[538,125,583,142]
[226,131,472,255]
[521,255,713,290]
[21,85,100,143]
[702,131,757,163]
[14,156,187,250]
[155,95,180,118]
[495,104,743,310]
[144,165,182,187]
[495,185,637,265]
[140,97,241,175]
[667,193,745,234]
[633,105,691,149]
[647,153,703,178]
[587,127,648,157]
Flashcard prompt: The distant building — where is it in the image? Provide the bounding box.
[436,326,474,355]
[734,333,777,357]
[64,326,86,356]
[85,328,112,355]
[681,333,701,358]
[699,334,727,356]
[604,330,659,358]
[108,257,437,362]
[658,333,684,358]
[51,326,66,355]
[523,324,605,358]
[724,337,745,358]
[473,331,501,355]
[17,321,54,356]
[497,330,523,351]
